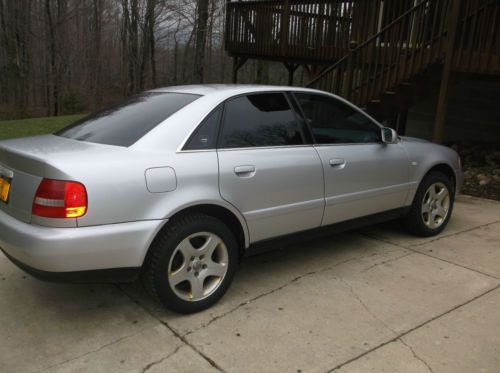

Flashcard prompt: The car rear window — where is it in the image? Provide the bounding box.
[56,92,200,147]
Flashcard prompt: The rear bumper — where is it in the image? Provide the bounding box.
[2,251,140,283]
[0,208,166,280]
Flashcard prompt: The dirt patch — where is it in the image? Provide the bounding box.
[450,143,500,201]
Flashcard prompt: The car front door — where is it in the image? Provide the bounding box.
[217,92,324,243]
[293,92,410,226]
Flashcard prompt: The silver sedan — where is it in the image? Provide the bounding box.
[0,85,462,313]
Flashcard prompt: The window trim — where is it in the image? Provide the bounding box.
[216,91,310,150]
[180,104,223,152]
[291,92,384,146]
[285,91,314,145]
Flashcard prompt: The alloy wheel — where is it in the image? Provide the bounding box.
[421,182,450,229]
[167,232,228,301]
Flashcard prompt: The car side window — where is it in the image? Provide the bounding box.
[294,93,381,144]
[183,106,222,150]
[219,93,306,148]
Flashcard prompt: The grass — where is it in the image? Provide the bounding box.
[0,114,85,141]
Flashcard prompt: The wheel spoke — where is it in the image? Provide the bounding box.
[430,211,438,228]
[205,261,227,278]
[199,234,222,258]
[428,184,437,199]
[436,204,447,218]
[177,237,197,258]
[169,265,189,286]
[436,188,448,202]
[189,278,204,300]
[422,201,431,215]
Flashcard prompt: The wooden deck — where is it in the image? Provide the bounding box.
[225,0,499,75]
[225,0,499,142]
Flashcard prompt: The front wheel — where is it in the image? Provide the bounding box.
[404,171,455,237]
[142,213,239,314]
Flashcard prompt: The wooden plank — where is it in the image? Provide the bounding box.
[433,0,462,143]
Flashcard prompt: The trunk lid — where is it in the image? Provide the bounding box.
[0,134,123,224]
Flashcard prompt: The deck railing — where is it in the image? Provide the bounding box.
[306,0,451,105]
[453,0,499,74]
[225,0,417,63]
[226,0,498,74]
[305,0,498,106]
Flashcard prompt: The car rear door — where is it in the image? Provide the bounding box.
[217,92,324,243]
[293,92,410,226]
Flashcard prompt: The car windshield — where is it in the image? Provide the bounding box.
[56,92,200,147]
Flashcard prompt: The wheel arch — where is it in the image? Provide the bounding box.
[408,162,457,207]
[423,163,457,193]
[142,202,249,268]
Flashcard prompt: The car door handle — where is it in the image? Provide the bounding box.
[329,158,346,169]
[234,165,255,176]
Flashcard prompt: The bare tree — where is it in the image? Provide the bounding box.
[0,0,271,119]
[193,0,209,83]
[0,0,32,116]
[92,0,104,107]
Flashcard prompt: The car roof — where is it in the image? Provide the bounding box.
[148,84,322,96]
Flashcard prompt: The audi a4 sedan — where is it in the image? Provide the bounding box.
[0,85,462,313]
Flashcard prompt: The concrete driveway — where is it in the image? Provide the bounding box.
[1,195,499,373]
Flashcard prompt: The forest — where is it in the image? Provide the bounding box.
[0,0,287,119]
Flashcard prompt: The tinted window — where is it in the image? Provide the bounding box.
[220,93,305,148]
[56,92,200,147]
[294,93,381,144]
[184,106,221,150]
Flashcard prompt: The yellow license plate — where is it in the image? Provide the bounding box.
[0,178,11,203]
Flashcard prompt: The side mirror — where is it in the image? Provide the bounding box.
[381,127,398,144]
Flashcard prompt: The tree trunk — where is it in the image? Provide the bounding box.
[193,0,209,83]
[121,0,130,95]
[45,0,58,116]
[92,0,103,108]
[140,0,156,90]
[181,27,195,83]
[148,0,157,87]
[129,0,139,93]
[0,0,31,117]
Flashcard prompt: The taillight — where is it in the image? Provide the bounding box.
[32,179,87,219]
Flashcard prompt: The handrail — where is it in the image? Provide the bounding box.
[307,0,438,87]
[306,0,452,107]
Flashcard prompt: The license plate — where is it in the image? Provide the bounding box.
[0,177,11,203]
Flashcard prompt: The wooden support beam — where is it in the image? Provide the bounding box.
[284,62,298,86]
[302,64,328,82]
[396,109,408,135]
[232,57,247,83]
[432,0,462,143]
[280,0,291,57]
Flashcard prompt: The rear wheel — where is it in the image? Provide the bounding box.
[142,213,238,314]
[404,171,454,237]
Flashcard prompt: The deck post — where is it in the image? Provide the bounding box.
[232,57,238,83]
[280,0,290,57]
[432,0,462,143]
[284,62,298,86]
[232,57,247,83]
[396,109,408,135]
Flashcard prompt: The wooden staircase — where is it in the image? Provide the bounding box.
[305,0,499,128]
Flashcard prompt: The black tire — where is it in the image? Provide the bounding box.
[142,213,239,314]
[403,171,455,237]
